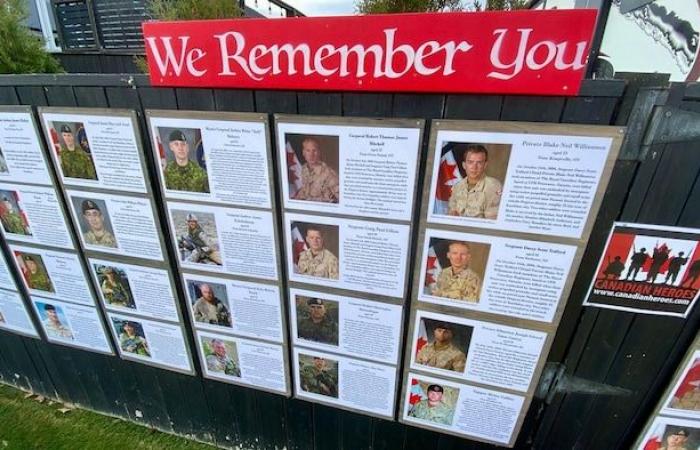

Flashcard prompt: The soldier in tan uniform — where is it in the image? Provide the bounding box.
[448,144,502,219]
[297,227,339,279]
[294,137,340,203]
[431,241,482,302]
[81,200,118,248]
[415,322,466,373]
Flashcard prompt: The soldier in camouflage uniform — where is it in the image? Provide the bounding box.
[81,200,118,248]
[119,321,150,357]
[297,298,338,345]
[300,356,338,398]
[415,322,466,373]
[1,196,30,235]
[448,144,501,219]
[22,254,54,292]
[192,283,231,327]
[179,214,223,265]
[297,227,339,279]
[431,241,481,302]
[58,125,97,180]
[408,384,455,426]
[100,267,134,308]
[163,130,210,193]
[206,338,241,377]
[294,137,340,203]
[42,304,73,340]
[0,147,8,173]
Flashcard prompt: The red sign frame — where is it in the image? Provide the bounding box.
[143,10,598,96]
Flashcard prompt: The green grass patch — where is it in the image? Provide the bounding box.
[0,384,215,449]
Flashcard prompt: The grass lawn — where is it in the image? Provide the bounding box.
[0,384,216,449]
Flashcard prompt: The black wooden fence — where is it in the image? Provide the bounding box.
[0,74,698,450]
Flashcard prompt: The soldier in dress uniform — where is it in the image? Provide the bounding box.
[297,227,339,279]
[23,254,53,292]
[100,267,134,308]
[294,137,340,203]
[163,130,210,193]
[119,321,150,357]
[448,144,502,219]
[192,283,231,327]
[179,214,223,265]
[42,304,73,339]
[431,241,481,302]
[58,124,97,180]
[300,356,338,398]
[206,338,241,377]
[415,322,467,373]
[408,384,455,426]
[297,297,338,345]
[81,200,118,248]
[0,196,30,235]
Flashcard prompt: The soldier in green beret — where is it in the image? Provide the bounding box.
[22,254,54,292]
[297,298,338,346]
[0,196,30,235]
[300,356,338,398]
[163,130,210,193]
[81,200,118,248]
[206,338,241,377]
[59,124,97,180]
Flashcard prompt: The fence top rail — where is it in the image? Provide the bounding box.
[0,74,628,97]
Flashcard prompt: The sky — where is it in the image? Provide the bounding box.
[284,0,357,16]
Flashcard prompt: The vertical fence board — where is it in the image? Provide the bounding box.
[342,93,392,117]
[214,90,255,112]
[500,96,565,122]
[175,88,216,111]
[0,86,20,105]
[44,86,77,107]
[74,86,109,107]
[444,95,502,120]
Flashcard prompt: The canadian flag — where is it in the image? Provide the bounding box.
[50,127,61,156]
[415,319,428,356]
[287,142,303,198]
[409,378,425,405]
[434,149,462,214]
[156,134,166,170]
[643,423,664,450]
[672,358,700,403]
[425,246,441,291]
[291,225,308,266]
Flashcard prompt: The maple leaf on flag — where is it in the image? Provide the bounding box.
[409,378,425,405]
[436,149,462,202]
[291,225,308,265]
[643,422,664,450]
[287,142,303,197]
[415,318,428,355]
[425,246,441,290]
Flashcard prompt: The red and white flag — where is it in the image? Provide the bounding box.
[672,358,700,403]
[415,319,428,356]
[425,246,441,291]
[49,127,61,156]
[643,423,664,450]
[409,378,425,405]
[291,225,307,266]
[434,149,462,214]
[287,142,303,198]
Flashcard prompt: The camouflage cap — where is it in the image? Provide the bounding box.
[186,213,198,222]
[60,124,72,133]
[102,266,114,274]
[81,200,100,213]
[169,130,187,143]
[21,254,37,263]
[427,384,444,393]
[307,297,324,306]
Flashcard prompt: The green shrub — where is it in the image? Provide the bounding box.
[0,0,62,74]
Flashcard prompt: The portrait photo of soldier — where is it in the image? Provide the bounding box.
[16,252,54,293]
[433,142,511,220]
[667,355,700,415]
[157,127,210,194]
[187,281,232,328]
[295,295,339,346]
[113,319,151,357]
[285,134,340,204]
[291,222,339,280]
[298,353,339,398]
[0,190,31,236]
[202,336,241,378]
[37,302,73,340]
[72,198,118,249]
[172,210,223,266]
[407,381,458,426]
[414,319,472,374]
[650,426,699,450]
[0,146,8,174]
[424,238,489,303]
[95,265,135,309]
[51,122,97,180]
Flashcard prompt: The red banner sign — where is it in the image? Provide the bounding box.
[143,10,597,96]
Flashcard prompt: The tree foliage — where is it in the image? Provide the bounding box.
[147,0,243,21]
[0,0,62,74]
[472,0,529,10]
[355,0,465,14]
